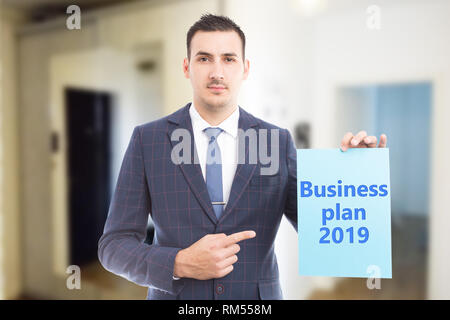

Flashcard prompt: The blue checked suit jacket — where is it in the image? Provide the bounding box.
[98,103,298,300]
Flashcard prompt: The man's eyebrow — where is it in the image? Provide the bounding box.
[195,51,212,57]
[195,51,239,57]
[222,53,238,58]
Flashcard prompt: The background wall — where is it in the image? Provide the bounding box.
[0,6,25,300]
[19,20,99,299]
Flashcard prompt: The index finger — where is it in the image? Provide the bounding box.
[221,230,256,247]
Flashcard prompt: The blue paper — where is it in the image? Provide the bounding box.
[297,148,392,278]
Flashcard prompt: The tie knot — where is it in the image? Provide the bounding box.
[203,127,223,142]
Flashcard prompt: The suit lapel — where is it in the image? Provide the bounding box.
[167,103,259,226]
[167,103,218,224]
[218,107,259,224]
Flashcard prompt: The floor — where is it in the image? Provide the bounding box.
[16,214,427,300]
[82,261,148,300]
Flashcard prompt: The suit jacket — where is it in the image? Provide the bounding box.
[98,102,298,300]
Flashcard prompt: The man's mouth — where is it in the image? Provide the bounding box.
[208,86,226,92]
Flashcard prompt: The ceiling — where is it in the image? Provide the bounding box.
[2,0,143,21]
[3,0,130,10]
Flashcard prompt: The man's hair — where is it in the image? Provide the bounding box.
[186,13,246,61]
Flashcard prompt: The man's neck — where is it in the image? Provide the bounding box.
[193,100,238,126]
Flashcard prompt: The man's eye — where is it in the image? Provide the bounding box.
[199,57,209,62]
[226,58,235,62]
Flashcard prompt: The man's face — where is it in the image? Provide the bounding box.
[183,30,249,111]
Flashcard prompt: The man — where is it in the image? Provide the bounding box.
[98,14,387,300]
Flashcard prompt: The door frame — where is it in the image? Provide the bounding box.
[49,47,134,277]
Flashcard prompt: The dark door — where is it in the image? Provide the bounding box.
[65,87,111,267]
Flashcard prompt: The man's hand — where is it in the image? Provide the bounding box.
[173,230,256,280]
[340,130,387,151]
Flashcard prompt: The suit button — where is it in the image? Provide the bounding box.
[216,284,224,295]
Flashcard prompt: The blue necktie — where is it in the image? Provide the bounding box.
[203,127,224,219]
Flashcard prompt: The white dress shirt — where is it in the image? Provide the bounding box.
[189,102,239,211]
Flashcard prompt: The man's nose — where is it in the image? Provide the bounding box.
[209,61,224,80]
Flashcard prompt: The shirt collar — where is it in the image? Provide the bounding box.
[189,102,239,138]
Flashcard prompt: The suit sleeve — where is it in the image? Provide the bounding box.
[98,125,185,295]
[283,128,298,232]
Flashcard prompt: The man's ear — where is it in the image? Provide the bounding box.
[243,58,250,80]
[183,58,190,79]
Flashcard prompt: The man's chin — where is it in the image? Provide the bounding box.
[203,97,230,110]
